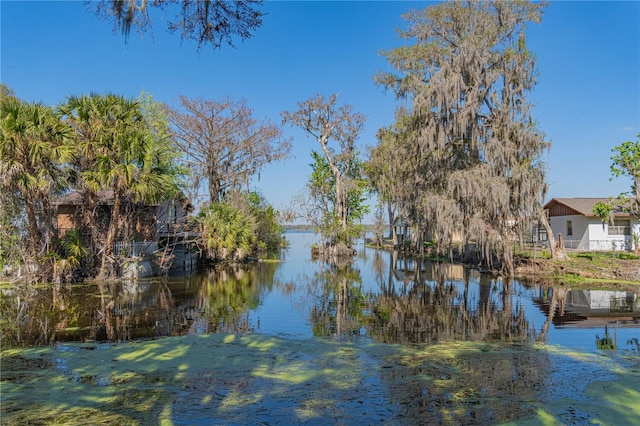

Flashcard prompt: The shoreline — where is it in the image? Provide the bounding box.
[366,239,640,288]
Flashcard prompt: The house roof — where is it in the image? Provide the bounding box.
[543,198,632,217]
[53,190,193,211]
[52,190,115,206]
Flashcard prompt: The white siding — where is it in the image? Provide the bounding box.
[550,215,639,251]
[549,214,590,250]
[587,222,611,250]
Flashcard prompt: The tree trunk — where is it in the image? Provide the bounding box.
[41,198,54,254]
[24,198,41,254]
[80,192,101,272]
[318,133,349,238]
[335,176,348,232]
[502,240,514,276]
[101,190,122,278]
[634,175,640,216]
[387,202,397,245]
[540,210,569,260]
[209,174,221,204]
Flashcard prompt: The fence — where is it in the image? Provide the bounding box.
[562,238,633,251]
[516,237,636,253]
[114,241,158,257]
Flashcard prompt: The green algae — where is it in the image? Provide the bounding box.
[1,334,638,425]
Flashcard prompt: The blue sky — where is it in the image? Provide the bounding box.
[2,1,639,218]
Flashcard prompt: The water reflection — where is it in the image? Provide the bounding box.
[307,262,366,337]
[367,252,534,344]
[0,263,281,347]
[1,233,639,352]
[533,287,640,328]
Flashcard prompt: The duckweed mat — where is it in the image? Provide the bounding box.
[1,334,639,425]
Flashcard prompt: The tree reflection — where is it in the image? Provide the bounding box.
[366,253,549,423]
[92,279,179,342]
[93,262,281,340]
[299,250,535,344]
[195,266,263,334]
[7,240,638,353]
[536,286,568,342]
[1,281,92,347]
[1,262,281,347]
[307,262,367,337]
[367,251,534,344]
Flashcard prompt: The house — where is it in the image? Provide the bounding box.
[543,198,640,251]
[54,190,194,240]
[391,216,464,248]
[533,288,639,329]
[53,190,198,275]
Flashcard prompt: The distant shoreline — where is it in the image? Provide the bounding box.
[283,224,376,232]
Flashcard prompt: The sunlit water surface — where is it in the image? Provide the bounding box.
[3,231,638,352]
[3,231,640,425]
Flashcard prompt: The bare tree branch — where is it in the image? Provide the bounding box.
[165,96,291,205]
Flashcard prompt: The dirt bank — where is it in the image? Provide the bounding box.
[515,252,640,288]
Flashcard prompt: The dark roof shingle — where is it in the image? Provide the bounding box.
[544,198,632,217]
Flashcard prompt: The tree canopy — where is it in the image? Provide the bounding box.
[593,133,640,222]
[373,0,549,274]
[282,94,368,249]
[0,95,73,257]
[58,93,184,278]
[366,112,415,246]
[1,87,289,282]
[165,95,291,205]
[93,0,265,49]
[610,134,640,211]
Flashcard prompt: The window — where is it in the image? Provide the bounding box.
[567,220,573,237]
[609,219,631,236]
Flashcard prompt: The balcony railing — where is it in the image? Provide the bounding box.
[114,241,158,257]
[156,221,200,236]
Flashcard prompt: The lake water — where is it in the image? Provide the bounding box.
[3,231,639,353]
[2,231,640,424]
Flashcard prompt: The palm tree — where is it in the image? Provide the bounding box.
[199,203,256,261]
[0,96,73,257]
[58,93,183,278]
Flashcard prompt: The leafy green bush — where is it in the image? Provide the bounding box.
[198,202,256,261]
